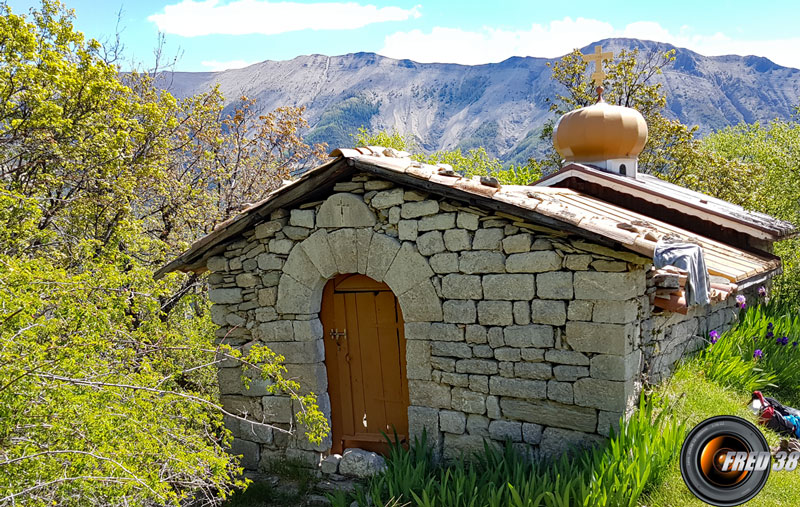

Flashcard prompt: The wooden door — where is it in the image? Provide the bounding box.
[320,274,409,455]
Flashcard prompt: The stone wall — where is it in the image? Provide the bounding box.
[205,172,747,471]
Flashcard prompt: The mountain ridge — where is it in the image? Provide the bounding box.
[160,38,800,163]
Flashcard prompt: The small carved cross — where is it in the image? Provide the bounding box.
[582,45,614,87]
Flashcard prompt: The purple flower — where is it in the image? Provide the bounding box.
[709,330,720,344]
[759,286,767,297]
[767,331,774,339]
[793,342,798,347]
[754,349,763,359]
[768,322,774,331]
[777,336,790,346]
[736,295,747,309]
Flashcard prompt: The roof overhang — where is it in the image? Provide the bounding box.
[536,164,796,241]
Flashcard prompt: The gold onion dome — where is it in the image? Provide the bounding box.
[553,95,648,163]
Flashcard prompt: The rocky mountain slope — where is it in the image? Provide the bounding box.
[161,38,800,164]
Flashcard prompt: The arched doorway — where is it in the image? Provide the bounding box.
[320,274,410,455]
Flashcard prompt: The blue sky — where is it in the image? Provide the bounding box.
[8,0,800,71]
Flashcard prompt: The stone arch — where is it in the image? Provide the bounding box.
[276,228,442,322]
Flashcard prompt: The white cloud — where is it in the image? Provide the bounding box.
[201,59,257,71]
[149,0,421,37]
[379,17,800,69]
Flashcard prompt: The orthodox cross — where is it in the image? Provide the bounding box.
[582,45,613,87]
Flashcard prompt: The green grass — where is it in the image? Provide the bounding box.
[644,362,800,506]
[223,458,318,507]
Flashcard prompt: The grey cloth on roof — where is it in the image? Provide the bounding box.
[653,238,710,306]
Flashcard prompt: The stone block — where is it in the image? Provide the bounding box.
[209,288,243,304]
[221,395,264,420]
[229,439,260,470]
[262,396,293,423]
[573,378,633,412]
[267,340,324,364]
[539,428,603,458]
[299,230,337,278]
[592,299,640,324]
[591,260,627,272]
[553,365,589,382]
[597,411,623,437]
[443,300,476,323]
[451,211,479,232]
[207,256,228,272]
[269,239,293,255]
[487,395,501,419]
[520,348,545,362]
[238,420,273,444]
[494,347,521,362]
[364,179,394,191]
[500,399,597,432]
[513,301,531,325]
[590,351,641,381]
[417,231,446,256]
[419,213,456,231]
[430,252,459,273]
[564,321,636,354]
[456,359,498,375]
[488,327,504,348]
[515,362,552,380]
[477,300,514,326]
[443,434,496,462]
[283,246,323,289]
[317,193,377,228]
[276,274,320,314]
[406,341,432,380]
[489,377,546,399]
[254,219,284,239]
[256,253,282,272]
[506,251,561,273]
[469,374,489,393]
[567,300,593,321]
[443,229,471,251]
[466,414,490,436]
[401,200,439,218]
[258,287,277,307]
[440,410,467,434]
[545,349,590,366]
[547,380,573,404]
[339,448,387,478]
[430,323,464,342]
[564,254,592,271]
[502,233,532,254]
[482,274,535,300]
[210,304,229,326]
[218,368,244,395]
[522,423,543,444]
[327,228,358,275]
[472,345,493,358]
[384,243,434,295]
[321,454,342,474]
[290,209,315,228]
[489,420,523,442]
[397,280,443,322]
[253,320,293,342]
[356,228,374,275]
[573,271,645,301]
[536,272,573,299]
[398,220,418,241]
[284,226,310,241]
[283,363,328,394]
[365,233,401,282]
[371,188,405,209]
[503,325,553,348]
[442,274,483,299]
[441,372,469,387]
[451,388,486,414]
[531,300,566,325]
[432,356,456,372]
[465,325,487,344]
[408,380,451,408]
[408,405,440,450]
[460,251,506,274]
[432,341,471,358]
[404,190,428,201]
[472,228,504,250]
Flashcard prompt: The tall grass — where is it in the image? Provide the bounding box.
[700,300,800,400]
[332,393,686,507]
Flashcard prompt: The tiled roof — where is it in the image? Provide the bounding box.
[156,146,781,286]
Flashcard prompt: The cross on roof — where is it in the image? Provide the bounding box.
[582,45,614,87]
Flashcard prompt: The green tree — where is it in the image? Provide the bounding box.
[353,128,542,185]
[0,2,329,505]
